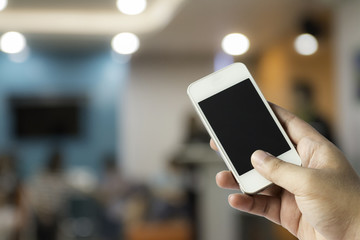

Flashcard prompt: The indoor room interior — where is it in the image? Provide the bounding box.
[0,0,360,239]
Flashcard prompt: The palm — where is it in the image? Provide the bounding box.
[275,187,324,239]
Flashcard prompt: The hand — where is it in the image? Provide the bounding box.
[212,104,360,240]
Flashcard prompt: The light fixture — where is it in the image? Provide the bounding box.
[9,47,30,63]
[111,50,132,64]
[214,51,234,71]
[0,0,7,12]
[111,32,140,55]
[117,0,147,15]
[221,33,250,56]
[0,31,27,54]
[294,33,318,56]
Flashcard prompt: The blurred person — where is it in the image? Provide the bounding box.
[27,149,70,240]
[292,80,333,142]
[98,155,128,240]
[168,114,210,240]
[151,159,189,221]
[184,115,209,144]
[123,185,152,227]
[0,153,26,240]
[213,104,360,240]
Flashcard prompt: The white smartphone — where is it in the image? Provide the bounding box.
[187,63,301,194]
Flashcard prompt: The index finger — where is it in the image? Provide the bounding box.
[210,139,218,151]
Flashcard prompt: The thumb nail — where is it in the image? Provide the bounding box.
[228,194,236,202]
[252,150,272,166]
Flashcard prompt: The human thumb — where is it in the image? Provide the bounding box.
[251,150,306,194]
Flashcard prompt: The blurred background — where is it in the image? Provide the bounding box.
[0,0,359,239]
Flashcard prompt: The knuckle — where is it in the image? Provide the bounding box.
[267,158,283,180]
[298,135,318,149]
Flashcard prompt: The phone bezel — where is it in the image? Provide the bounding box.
[187,63,301,194]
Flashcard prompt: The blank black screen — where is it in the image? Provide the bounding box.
[10,97,82,138]
[199,79,290,174]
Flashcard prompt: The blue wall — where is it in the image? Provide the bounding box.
[0,48,128,178]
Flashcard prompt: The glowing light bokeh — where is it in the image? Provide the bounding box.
[294,33,318,56]
[111,32,140,55]
[117,0,147,15]
[8,47,30,63]
[0,32,27,54]
[0,0,7,12]
[221,33,250,56]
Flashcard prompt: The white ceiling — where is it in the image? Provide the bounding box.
[0,0,186,35]
[143,0,336,56]
[0,0,333,56]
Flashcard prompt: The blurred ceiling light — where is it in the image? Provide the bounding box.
[214,51,234,71]
[111,50,132,64]
[0,0,185,35]
[117,0,147,15]
[0,0,7,12]
[294,33,318,56]
[0,31,27,54]
[9,47,30,63]
[221,33,250,56]
[111,32,140,55]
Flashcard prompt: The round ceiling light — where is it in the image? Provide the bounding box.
[294,33,318,56]
[221,33,250,56]
[117,0,147,15]
[0,31,27,54]
[111,32,140,55]
[0,0,7,12]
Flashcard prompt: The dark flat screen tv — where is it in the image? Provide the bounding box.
[10,96,85,139]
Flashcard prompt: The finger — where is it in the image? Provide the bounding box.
[228,193,281,225]
[258,184,283,197]
[210,139,218,151]
[269,103,322,145]
[216,171,239,190]
[251,150,308,195]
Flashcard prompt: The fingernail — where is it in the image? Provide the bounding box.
[252,150,272,165]
[215,172,221,180]
[228,194,235,201]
